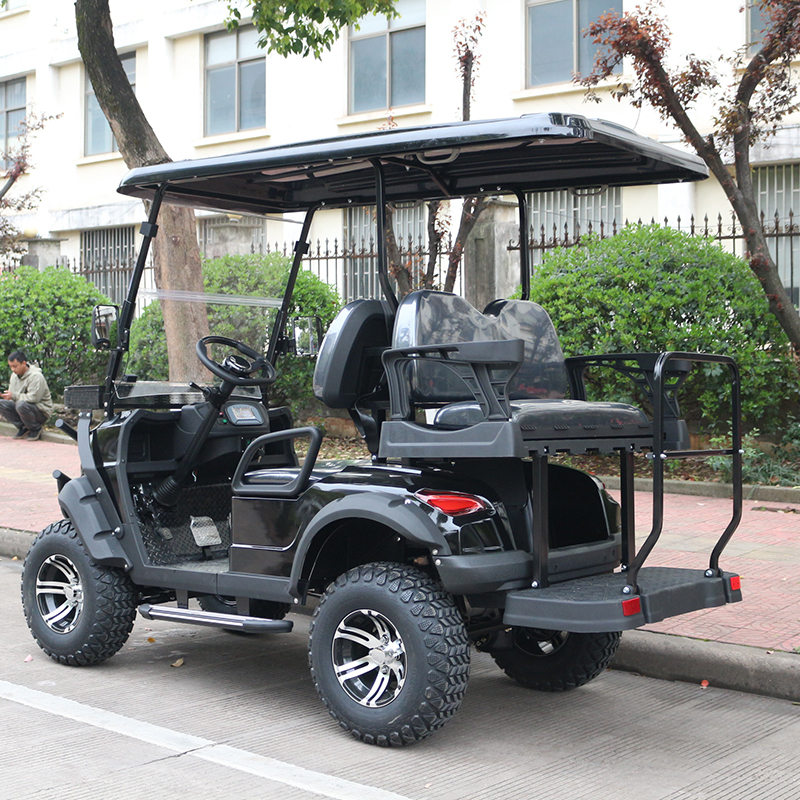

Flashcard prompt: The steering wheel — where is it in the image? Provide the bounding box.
[196,336,277,387]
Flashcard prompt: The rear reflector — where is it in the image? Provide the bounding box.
[622,596,642,617]
[730,575,741,591]
[415,489,487,516]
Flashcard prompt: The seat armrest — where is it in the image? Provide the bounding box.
[382,339,524,422]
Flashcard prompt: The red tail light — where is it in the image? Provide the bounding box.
[415,489,487,516]
[730,575,741,591]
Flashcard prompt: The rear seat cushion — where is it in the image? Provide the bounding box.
[433,397,651,439]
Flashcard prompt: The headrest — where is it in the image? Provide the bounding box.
[392,290,567,403]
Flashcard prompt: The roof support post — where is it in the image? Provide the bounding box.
[371,160,399,313]
[514,189,530,301]
[266,207,316,367]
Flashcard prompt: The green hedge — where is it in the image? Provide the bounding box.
[127,253,341,410]
[528,225,799,433]
[0,265,109,396]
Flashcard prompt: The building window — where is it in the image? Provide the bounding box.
[526,0,621,87]
[79,226,141,307]
[349,0,425,114]
[753,163,800,305]
[205,26,266,136]
[344,203,426,301]
[527,186,621,263]
[1,77,25,168]
[85,53,135,156]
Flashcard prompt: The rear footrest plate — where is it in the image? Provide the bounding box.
[502,567,741,633]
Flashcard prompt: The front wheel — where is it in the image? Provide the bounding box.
[21,519,138,666]
[491,627,621,692]
[308,562,470,746]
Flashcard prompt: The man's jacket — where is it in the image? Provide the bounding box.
[9,364,53,417]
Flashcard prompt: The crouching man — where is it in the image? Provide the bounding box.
[0,350,53,441]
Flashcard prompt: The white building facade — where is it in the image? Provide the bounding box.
[1,0,797,304]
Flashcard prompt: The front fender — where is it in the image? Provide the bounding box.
[58,475,130,569]
[289,490,450,596]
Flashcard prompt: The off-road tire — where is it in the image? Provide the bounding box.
[491,627,621,692]
[198,594,290,620]
[308,562,470,746]
[21,519,137,666]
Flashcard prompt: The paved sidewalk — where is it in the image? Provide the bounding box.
[1,425,798,659]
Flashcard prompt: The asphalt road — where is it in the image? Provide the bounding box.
[2,560,799,800]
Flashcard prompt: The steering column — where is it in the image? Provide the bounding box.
[153,336,277,507]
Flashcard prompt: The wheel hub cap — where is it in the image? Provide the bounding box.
[35,554,84,634]
[332,608,406,707]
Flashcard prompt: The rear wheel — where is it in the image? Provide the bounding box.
[491,627,621,692]
[21,519,137,666]
[309,562,470,746]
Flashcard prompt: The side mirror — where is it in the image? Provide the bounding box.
[91,304,119,350]
[291,316,324,356]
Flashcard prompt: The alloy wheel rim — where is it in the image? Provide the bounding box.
[331,608,406,707]
[35,554,84,634]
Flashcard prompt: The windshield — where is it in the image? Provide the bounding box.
[118,253,289,404]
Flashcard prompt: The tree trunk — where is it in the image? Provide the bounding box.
[75,0,209,381]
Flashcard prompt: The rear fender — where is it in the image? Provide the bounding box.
[57,475,131,569]
[289,491,449,597]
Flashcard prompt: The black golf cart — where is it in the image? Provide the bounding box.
[21,114,743,746]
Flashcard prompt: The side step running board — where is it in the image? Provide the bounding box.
[139,603,293,633]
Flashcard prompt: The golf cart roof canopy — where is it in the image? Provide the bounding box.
[117,113,707,215]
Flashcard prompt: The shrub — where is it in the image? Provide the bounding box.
[0,265,109,396]
[127,253,341,410]
[529,225,799,433]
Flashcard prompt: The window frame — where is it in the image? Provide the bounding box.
[1,76,26,169]
[84,52,135,157]
[348,8,426,115]
[204,25,266,137]
[525,0,621,89]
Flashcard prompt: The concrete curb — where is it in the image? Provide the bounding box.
[611,629,800,703]
[0,527,35,560]
[599,475,800,504]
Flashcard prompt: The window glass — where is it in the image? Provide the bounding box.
[355,11,387,35]
[528,1,573,86]
[239,61,266,130]
[206,65,236,136]
[392,0,425,27]
[206,31,236,66]
[351,36,388,113]
[238,25,262,59]
[391,27,425,106]
[578,0,616,74]
[85,54,134,156]
[749,2,770,53]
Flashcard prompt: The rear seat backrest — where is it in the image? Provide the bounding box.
[392,290,568,405]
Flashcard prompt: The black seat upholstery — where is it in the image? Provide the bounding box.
[313,299,392,454]
[379,291,657,457]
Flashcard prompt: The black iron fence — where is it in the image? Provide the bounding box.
[4,212,798,308]
[519,211,800,305]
